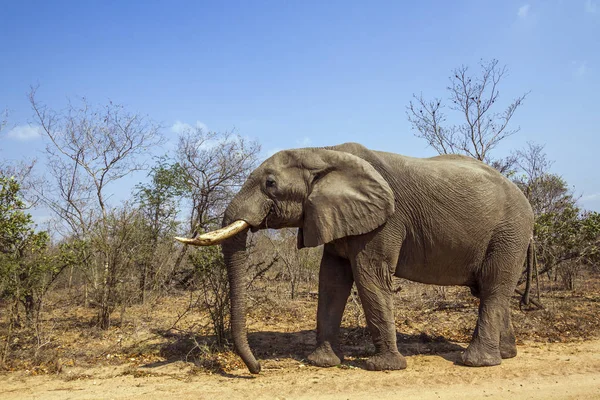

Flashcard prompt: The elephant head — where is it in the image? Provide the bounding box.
[176,147,395,373]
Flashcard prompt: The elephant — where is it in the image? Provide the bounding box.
[176,142,535,374]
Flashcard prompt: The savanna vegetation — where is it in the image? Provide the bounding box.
[1,61,599,375]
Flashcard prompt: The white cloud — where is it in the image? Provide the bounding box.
[518,4,531,18]
[6,124,42,141]
[585,0,598,13]
[170,120,208,135]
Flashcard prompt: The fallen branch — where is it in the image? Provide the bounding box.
[515,289,544,310]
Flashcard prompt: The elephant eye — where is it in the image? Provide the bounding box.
[266,178,276,188]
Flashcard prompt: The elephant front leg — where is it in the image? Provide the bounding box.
[352,257,407,371]
[307,249,353,367]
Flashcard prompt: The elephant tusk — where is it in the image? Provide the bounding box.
[175,220,250,246]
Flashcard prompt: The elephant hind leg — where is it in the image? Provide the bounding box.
[500,308,517,359]
[461,294,505,367]
[467,282,516,359]
[462,247,524,366]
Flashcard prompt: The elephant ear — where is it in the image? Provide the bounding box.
[301,149,395,248]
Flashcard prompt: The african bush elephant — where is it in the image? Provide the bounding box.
[176,142,534,374]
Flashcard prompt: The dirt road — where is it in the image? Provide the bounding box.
[2,340,599,400]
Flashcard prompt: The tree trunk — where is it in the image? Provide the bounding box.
[99,261,111,329]
[140,262,147,304]
[68,265,74,289]
[23,293,35,328]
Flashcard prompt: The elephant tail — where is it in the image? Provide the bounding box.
[519,238,543,310]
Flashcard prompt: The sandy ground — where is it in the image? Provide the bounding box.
[1,339,599,400]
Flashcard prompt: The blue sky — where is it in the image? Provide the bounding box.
[1,0,599,220]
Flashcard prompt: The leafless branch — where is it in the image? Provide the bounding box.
[407,59,529,166]
[176,127,260,234]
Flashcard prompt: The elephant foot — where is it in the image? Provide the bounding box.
[461,344,501,367]
[500,331,517,359]
[365,351,407,371]
[500,342,517,359]
[307,342,342,367]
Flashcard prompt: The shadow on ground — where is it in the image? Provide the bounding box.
[146,327,465,373]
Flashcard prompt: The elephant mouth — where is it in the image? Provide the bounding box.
[251,201,303,233]
[251,203,277,232]
[253,201,301,232]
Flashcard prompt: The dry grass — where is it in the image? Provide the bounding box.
[1,273,599,376]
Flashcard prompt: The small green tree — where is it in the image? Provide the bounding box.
[135,158,187,302]
[0,175,67,365]
[511,142,600,289]
[535,206,600,290]
[0,176,50,323]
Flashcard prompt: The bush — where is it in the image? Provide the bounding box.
[189,246,230,347]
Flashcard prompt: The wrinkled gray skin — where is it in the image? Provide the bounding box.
[220,143,533,374]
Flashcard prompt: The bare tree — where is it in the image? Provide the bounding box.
[261,229,320,299]
[266,229,302,299]
[177,128,260,233]
[171,128,260,281]
[407,59,528,170]
[29,87,163,328]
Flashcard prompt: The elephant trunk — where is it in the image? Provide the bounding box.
[222,227,260,374]
[220,185,272,374]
